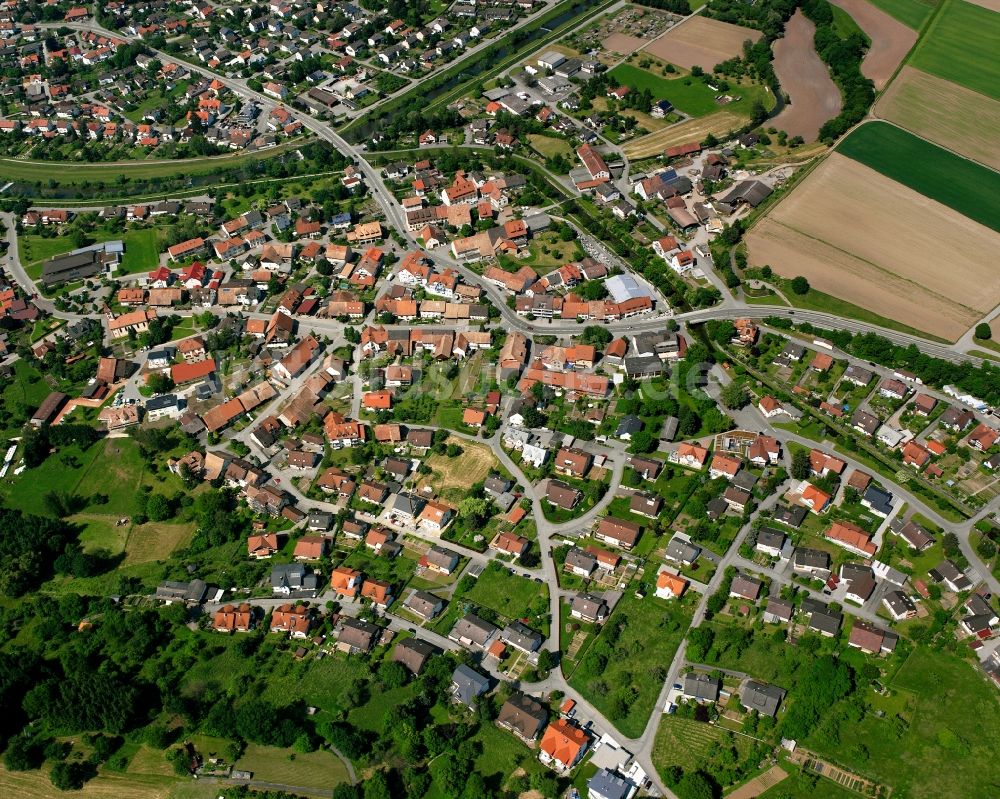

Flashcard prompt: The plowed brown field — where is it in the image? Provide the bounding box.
[644,16,761,70]
[830,0,917,88]
[771,11,842,141]
[746,154,1000,341]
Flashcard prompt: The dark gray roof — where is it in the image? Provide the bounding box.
[451,664,490,705]
[588,769,634,799]
[741,680,785,717]
[683,672,720,701]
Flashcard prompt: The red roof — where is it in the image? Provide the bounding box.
[171,358,215,384]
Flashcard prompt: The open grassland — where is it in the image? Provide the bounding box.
[771,10,842,141]
[808,648,1000,799]
[837,121,1000,232]
[746,153,1000,341]
[464,562,549,625]
[568,592,692,738]
[909,0,1000,101]
[829,0,917,88]
[0,764,203,799]
[622,110,744,158]
[527,133,575,159]
[235,744,350,793]
[608,63,773,118]
[874,67,1000,169]
[417,437,500,502]
[644,15,762,70]
[865,0,938,28]
[123,521,195,565]
[22,228,165,277]
[0,142,301,185]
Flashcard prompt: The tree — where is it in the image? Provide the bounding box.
[146,372,175,395]
[791,449,812,480]
[629,430,657,454]
[145,494,172,522]
[790,276,810,295]
[579,326,613,347]
[975,323,992,340]
[719,381,748,409]
[377,660,409,690]
[677,769,718,799]
[458,497,490,527]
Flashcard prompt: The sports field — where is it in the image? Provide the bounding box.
[645,15,762,70]
[866,0,938,28]
[837,121,1000,232]
[746,153,1000,341]
[875,67,1000,170]
[909,0,1000,101]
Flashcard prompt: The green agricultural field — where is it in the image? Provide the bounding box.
[568,592,692,737]
[607,64,771,118]
[837,122,1000,234]
[866,0,938,29]
[651,716,753,780]
[831,4,869,40]
[909,0,1000,100]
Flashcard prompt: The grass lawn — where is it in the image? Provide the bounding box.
[807,647,1000,799]
[909,0,1000,100]
[608,63,773,118]
[235,744,350,792]
[513,230,584,274]
[74,513,130,555]
[866,0,937,29]
[120,228,164,273]
[759,767,860,799]
[651,716,758,787]
[464,561,550,632]
[528,133,574,159]
[568,591,693,738]
[837,122,1000,234]
[765,273,950,342]
[0,360,57,433]
[0,142,302,185]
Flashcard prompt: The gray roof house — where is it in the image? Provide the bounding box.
[449,612,499,648]
[270,563,318,596]
[404,589,445,620]
[665,535,701,566]
[682,672,721,702]
[588,768,635,799]
[740,680,785,717]
[570,592,609,623]
[501,621,543,653]
[338,617,379,653]
[451,664,490,706]
[392,638,438,674]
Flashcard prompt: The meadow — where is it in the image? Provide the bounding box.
[837,121,1000,233]
[909,0,1000,100]
[866,0,938,28]
[608,63,772,118]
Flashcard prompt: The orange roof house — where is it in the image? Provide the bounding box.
[800,483,832,513]
[247,533,279,558]
[539,718,589,771]
[293,535,328,560]
[363,390,393,410]
[825,520,876,556]
[331,565,362,597]
[361,579,393,607]
[462,407,488,428]
[213,603,253,632]
[656,570,688,599]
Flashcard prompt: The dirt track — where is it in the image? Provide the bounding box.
[830,0,917,89]
[644,16,761,70]
[746,154,1000,341]
[771,10,842,141]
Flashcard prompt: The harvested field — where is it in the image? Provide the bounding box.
[746,153,1000,341]
[771,10,842,140]
[829,0,917,88]
[0,765,188,799]
[875,67,1000,170]
[417,437,500,502]
[965,0,1000,10]
[837,121,1000,232]
[909,0,1000,101]
[644,15,761,70]
[603,32,648,55]
[622,110,744,158]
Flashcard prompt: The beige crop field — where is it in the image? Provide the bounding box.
[644,16,761,70]
[621,110,744,158]
[830,0,917,89]
[965,0,1000,10]
[771,10,842,140]
[746,153,1000,341]
[875,67,1000,170]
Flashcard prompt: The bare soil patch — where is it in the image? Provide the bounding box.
[603,32,648,55]
[771,10,842,140]
[622,110,744,158]
[875,66,1000,170]
[830,0,917,88]
[417,437,499,500]
[964,0,1000,10]
[746,153,1000,341]
[644,16,761,70]
[727,766,789,799]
